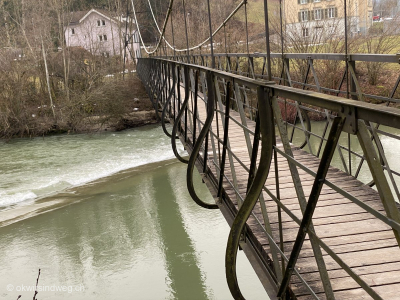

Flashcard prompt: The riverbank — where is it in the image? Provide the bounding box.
[0,74,158,139]
[75,110,158,134]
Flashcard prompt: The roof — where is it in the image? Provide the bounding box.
[68,10,88,24]
[67,9,120,26]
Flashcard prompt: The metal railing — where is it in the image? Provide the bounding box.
[160,52,400,105]
[137,57,400,300]
[158,52,400,201]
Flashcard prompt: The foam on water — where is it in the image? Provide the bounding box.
[0,125,184,207]
[0,191,37,207]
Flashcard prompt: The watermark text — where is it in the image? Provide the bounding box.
[7,284,84,293]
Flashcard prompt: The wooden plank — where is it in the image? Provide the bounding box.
[297,283,400,300]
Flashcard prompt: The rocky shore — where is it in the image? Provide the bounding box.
[79,109,158,133]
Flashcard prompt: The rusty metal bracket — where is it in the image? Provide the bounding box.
[340,104,357,134]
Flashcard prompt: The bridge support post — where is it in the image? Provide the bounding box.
[283,57,291,87]
[357,120,400,247]
[348,59,358,100]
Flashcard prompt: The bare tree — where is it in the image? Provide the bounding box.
[354,15,400,85]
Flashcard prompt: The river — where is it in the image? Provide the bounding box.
[1,122,399,299]
[0,125,266,299]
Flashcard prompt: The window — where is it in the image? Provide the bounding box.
[328,7,336,18]
[315,26,323,37]
[300,0,307,4]
[103,34,107,41]
[99,35,103,42]
[314,9,322,20]
[314,0,321,2]
[102,20,106,26]
[302,28,309,37]
[71,28,75,35]
[97,20,101,26]
[300,10,308,22]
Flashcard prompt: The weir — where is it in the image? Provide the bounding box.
[137,57,400,300]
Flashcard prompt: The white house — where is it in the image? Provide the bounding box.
[65,9,141,62]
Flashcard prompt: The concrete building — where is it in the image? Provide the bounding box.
[284,0,373,42]
[65,9,141,61]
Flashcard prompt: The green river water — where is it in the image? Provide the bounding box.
[0,122,399,300]
[0,125,265,300]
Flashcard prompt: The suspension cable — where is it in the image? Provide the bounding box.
[131,0,174,54]
[137,0,246,53]
[182,0,190,62]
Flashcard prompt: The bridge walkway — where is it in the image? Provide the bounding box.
[180,90,400,299]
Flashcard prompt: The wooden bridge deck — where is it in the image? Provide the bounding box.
[180,95,400,299]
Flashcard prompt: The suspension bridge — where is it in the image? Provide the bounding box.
[132,0,400,299]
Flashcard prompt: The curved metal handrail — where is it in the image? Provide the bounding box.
[154,63,168,120]
[161,63,179,139]
[225,87,275,300]
[186,71,218,209]
[171,66,190,164]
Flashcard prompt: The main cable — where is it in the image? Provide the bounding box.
[131,0,174,54]
[134,0,246,54]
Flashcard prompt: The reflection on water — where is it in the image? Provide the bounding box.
[0,159,266,299]
[152,165,208,299]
